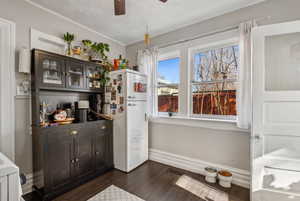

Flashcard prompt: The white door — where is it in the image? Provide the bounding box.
[126,100,148,171]
[252,21,300,201]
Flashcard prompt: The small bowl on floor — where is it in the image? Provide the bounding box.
[218,170,233,188]
[205,167,217,183]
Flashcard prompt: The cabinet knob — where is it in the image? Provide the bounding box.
[70,130,78,135]
[101,125,106,130]
[75,158,79,162]
[71,159,75,164]
[95,151,100,155]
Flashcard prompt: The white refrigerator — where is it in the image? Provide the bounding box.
[105,69,148,172]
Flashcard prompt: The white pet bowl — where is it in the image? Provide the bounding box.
[218,170,233,188]
[205,167,217,183]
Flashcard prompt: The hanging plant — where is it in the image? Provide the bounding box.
[63,32,75,56]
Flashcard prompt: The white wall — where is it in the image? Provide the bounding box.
[0,0,125,175]
[126,0,300,174]
[150,123,250,170]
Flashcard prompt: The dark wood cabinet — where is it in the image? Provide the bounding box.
[34,121,113,201]
[31,49,113,201]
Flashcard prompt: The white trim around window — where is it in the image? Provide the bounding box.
[156,50,181,116]
[153,29,244,128]
[188,38,239,120]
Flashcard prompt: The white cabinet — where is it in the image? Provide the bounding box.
[0,153,21,201]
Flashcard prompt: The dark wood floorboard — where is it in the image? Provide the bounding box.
[23,161,250,201]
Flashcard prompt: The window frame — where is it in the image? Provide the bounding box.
[189,39,239,121]
[156,51,181,116]
[153,30,240,123]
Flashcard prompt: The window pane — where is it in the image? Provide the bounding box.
[158,58,180,84]
[158,85,178,113]
[157,57,180,114]
[192,45,239,119]
[192,82,237,117]
[194,45,239,82]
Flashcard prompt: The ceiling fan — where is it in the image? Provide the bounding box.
[114,0,168,15]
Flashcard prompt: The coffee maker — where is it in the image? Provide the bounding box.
[75,100,89,123]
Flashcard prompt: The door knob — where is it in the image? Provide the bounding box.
[128,103,136,106]
[70,130,78,135]
[253,135,261,140]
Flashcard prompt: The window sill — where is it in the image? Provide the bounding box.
[149,116,250,133]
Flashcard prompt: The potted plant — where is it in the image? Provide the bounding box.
[91,42,110,63]
[100,68,111,87]
[63,32,75,56]
[81,40,93,60]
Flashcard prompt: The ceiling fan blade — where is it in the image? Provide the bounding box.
[159,0,168,2]
[114,0,125,15]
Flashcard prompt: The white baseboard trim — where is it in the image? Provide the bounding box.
[149,148,250,189]
[22,173,33,195]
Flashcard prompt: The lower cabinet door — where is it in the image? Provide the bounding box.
[73,126,95,178]
[94,131,107,171]
[46,127,74,191]
[94,121,113,171]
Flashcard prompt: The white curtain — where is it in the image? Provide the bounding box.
[137,48,158,116]
[237,21,256,129]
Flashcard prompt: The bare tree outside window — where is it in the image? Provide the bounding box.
[192,45,239,119]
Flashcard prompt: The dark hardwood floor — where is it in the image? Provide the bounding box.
[23,161,250,201]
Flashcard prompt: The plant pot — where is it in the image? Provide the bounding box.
[91,52,102,63]
[65,43,73,56]
[218,170,233,188]
[205,167,217,183]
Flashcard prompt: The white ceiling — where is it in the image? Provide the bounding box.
[27,0,265,45]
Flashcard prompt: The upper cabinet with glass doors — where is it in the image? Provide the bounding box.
[33,49,103,93]
[39,53,66,88]
[66,61,85,89]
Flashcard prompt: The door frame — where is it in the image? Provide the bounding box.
[0,18,16,161]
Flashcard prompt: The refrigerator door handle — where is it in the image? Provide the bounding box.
[128,103,137,106]
[145,113,147,121]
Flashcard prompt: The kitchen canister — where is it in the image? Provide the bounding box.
[205,167,217,183]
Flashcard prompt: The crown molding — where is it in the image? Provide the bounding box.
[24,0,125,47]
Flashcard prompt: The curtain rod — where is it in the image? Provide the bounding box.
[156,16,270,49]
[157,25,239,49]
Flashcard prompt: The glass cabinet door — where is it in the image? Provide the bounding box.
[39,55,65,88]
[86,65,102,90]
[66,61,85,89]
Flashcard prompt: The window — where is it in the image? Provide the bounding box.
[157,57,180,114]
[154,34,239,122]
[191,44,239,120]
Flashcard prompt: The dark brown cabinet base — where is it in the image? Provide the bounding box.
[32,121,113,201]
